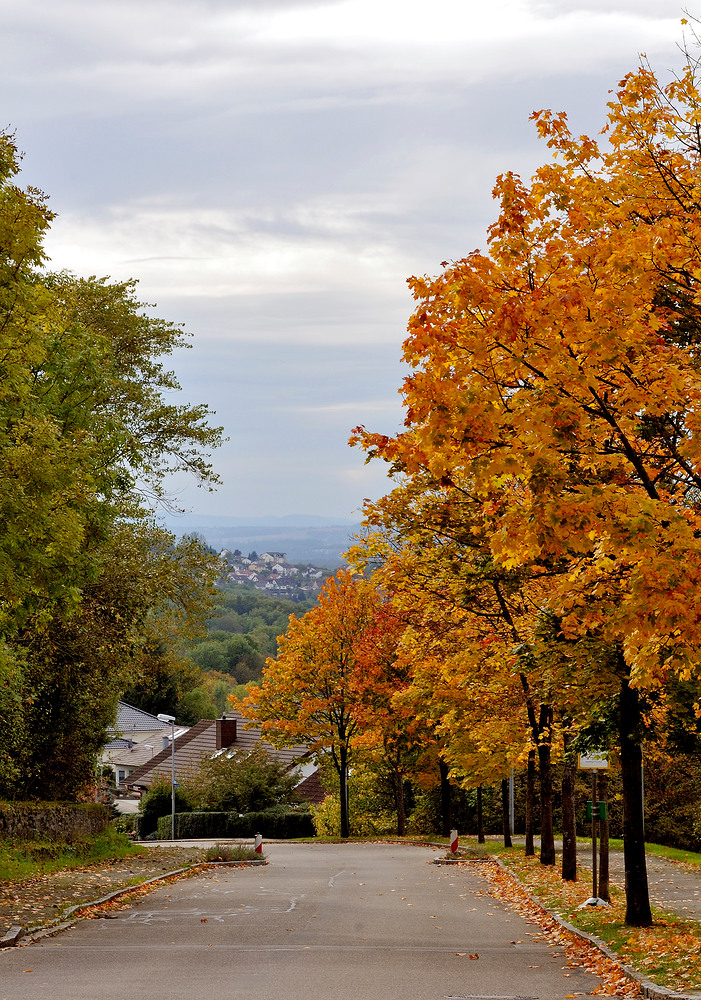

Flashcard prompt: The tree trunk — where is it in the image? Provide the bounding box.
[477,784,485,844]
[619,674,652,926]
[525,748,535,857]
[537,707,555,865]
[561,728,577,881]
[501,778,512,848]
[598,770,610,902]
[439,759,451,838]
[339,745,350,838]
[394,767,406,837]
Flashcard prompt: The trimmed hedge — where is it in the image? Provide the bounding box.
[155,809,315,840]
[0,801,109,841]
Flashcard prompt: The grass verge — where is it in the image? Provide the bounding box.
[495,845,701,995]
[0,828,145,883]
[204,843,263,862]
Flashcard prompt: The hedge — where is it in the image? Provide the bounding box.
[0,801,109,841]
[155,809,315,840]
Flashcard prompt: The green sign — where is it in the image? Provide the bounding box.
[586,800,607,821]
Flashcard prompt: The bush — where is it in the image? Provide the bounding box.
[183,746,299,814]
[156,809,315,840]
[311,795,342,837]
[137,776,194,838]
[310,792,395,838]
[112,813,136,836]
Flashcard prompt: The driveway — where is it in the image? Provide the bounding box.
[0,842,617,1000]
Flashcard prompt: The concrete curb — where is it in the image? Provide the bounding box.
[491,858,701,1000]
[0,858,268,949]
[0,925,24,947]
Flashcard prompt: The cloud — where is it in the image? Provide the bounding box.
[42,200,411,305]
[2,0,682,123]
[4,0,689,518]
[294,399,402,414]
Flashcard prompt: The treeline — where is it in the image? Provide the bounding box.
[0,133,222,800]
[119,587,317,725]
[239,56,701,930]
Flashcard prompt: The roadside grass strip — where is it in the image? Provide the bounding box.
[494,852,701,996]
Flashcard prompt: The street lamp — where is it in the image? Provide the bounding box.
[157,714,176,840]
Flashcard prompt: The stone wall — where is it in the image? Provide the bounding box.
[0,802,109,841]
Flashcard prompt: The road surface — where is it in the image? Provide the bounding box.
[1,842,614,1000]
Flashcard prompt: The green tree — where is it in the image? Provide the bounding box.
[0,130,223,800]
[186,746,299,813]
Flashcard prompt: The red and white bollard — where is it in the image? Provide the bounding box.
[450,829,458,854]
[254,832,263,854]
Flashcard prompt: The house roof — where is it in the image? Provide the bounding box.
[126,712,322,803]
[294,770,326,805]
[112,701,173,734]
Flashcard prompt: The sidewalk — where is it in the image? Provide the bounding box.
[515,838,701,920]
[582,846,701,920]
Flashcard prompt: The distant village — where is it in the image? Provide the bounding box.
[216,548,330,600]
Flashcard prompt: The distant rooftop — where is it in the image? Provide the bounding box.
[113,701,172,734]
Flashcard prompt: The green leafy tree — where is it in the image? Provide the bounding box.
[186,746,299,813]
[0,130,223,800]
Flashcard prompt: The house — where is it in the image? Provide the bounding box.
[260,551,286,565]
[102,702,191,789]
[126,711,325,805]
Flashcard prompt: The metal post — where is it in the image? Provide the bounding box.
[509,769,515,835]
[170,719,175,841]
[591,770,598,902]
[157,714,176,841]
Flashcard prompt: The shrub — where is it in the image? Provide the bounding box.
[156,808,315,840]
[138,776,194,838]
[184,746,299,813]
[311,795,341,837]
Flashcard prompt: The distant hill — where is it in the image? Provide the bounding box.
[159,515,363,568]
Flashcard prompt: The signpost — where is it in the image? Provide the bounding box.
[578,753,609,908]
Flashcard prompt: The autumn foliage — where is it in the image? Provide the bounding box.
[347,55,701,925]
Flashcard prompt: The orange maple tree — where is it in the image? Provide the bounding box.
[233,569,381,838]
[352,53,701,925]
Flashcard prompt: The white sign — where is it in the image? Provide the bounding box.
[578,753,609,770]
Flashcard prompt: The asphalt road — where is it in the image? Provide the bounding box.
[1,842,612,1000]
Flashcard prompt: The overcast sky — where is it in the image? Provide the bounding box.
[3,0,688,521]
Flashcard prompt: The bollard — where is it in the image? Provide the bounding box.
[450,828,458,854]
[254,832,263,854]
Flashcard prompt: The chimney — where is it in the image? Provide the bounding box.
[162,736,170,751]
[216,717,237,749]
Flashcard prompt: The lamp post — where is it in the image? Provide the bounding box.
[157,714,176,840]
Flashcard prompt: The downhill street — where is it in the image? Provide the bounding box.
[1,842,615,1000]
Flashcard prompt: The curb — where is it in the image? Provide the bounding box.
[491,858,701,1000]
[1,858,268,949]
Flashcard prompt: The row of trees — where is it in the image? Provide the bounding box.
[239,51,701,927]
[0,132,222,800]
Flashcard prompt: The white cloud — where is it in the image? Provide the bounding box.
[1,0,683,121]
[295,399,402,414]
[42,199,410,304]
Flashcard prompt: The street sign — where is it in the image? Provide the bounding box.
[578,753,609,770]
[586,800,608,821]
